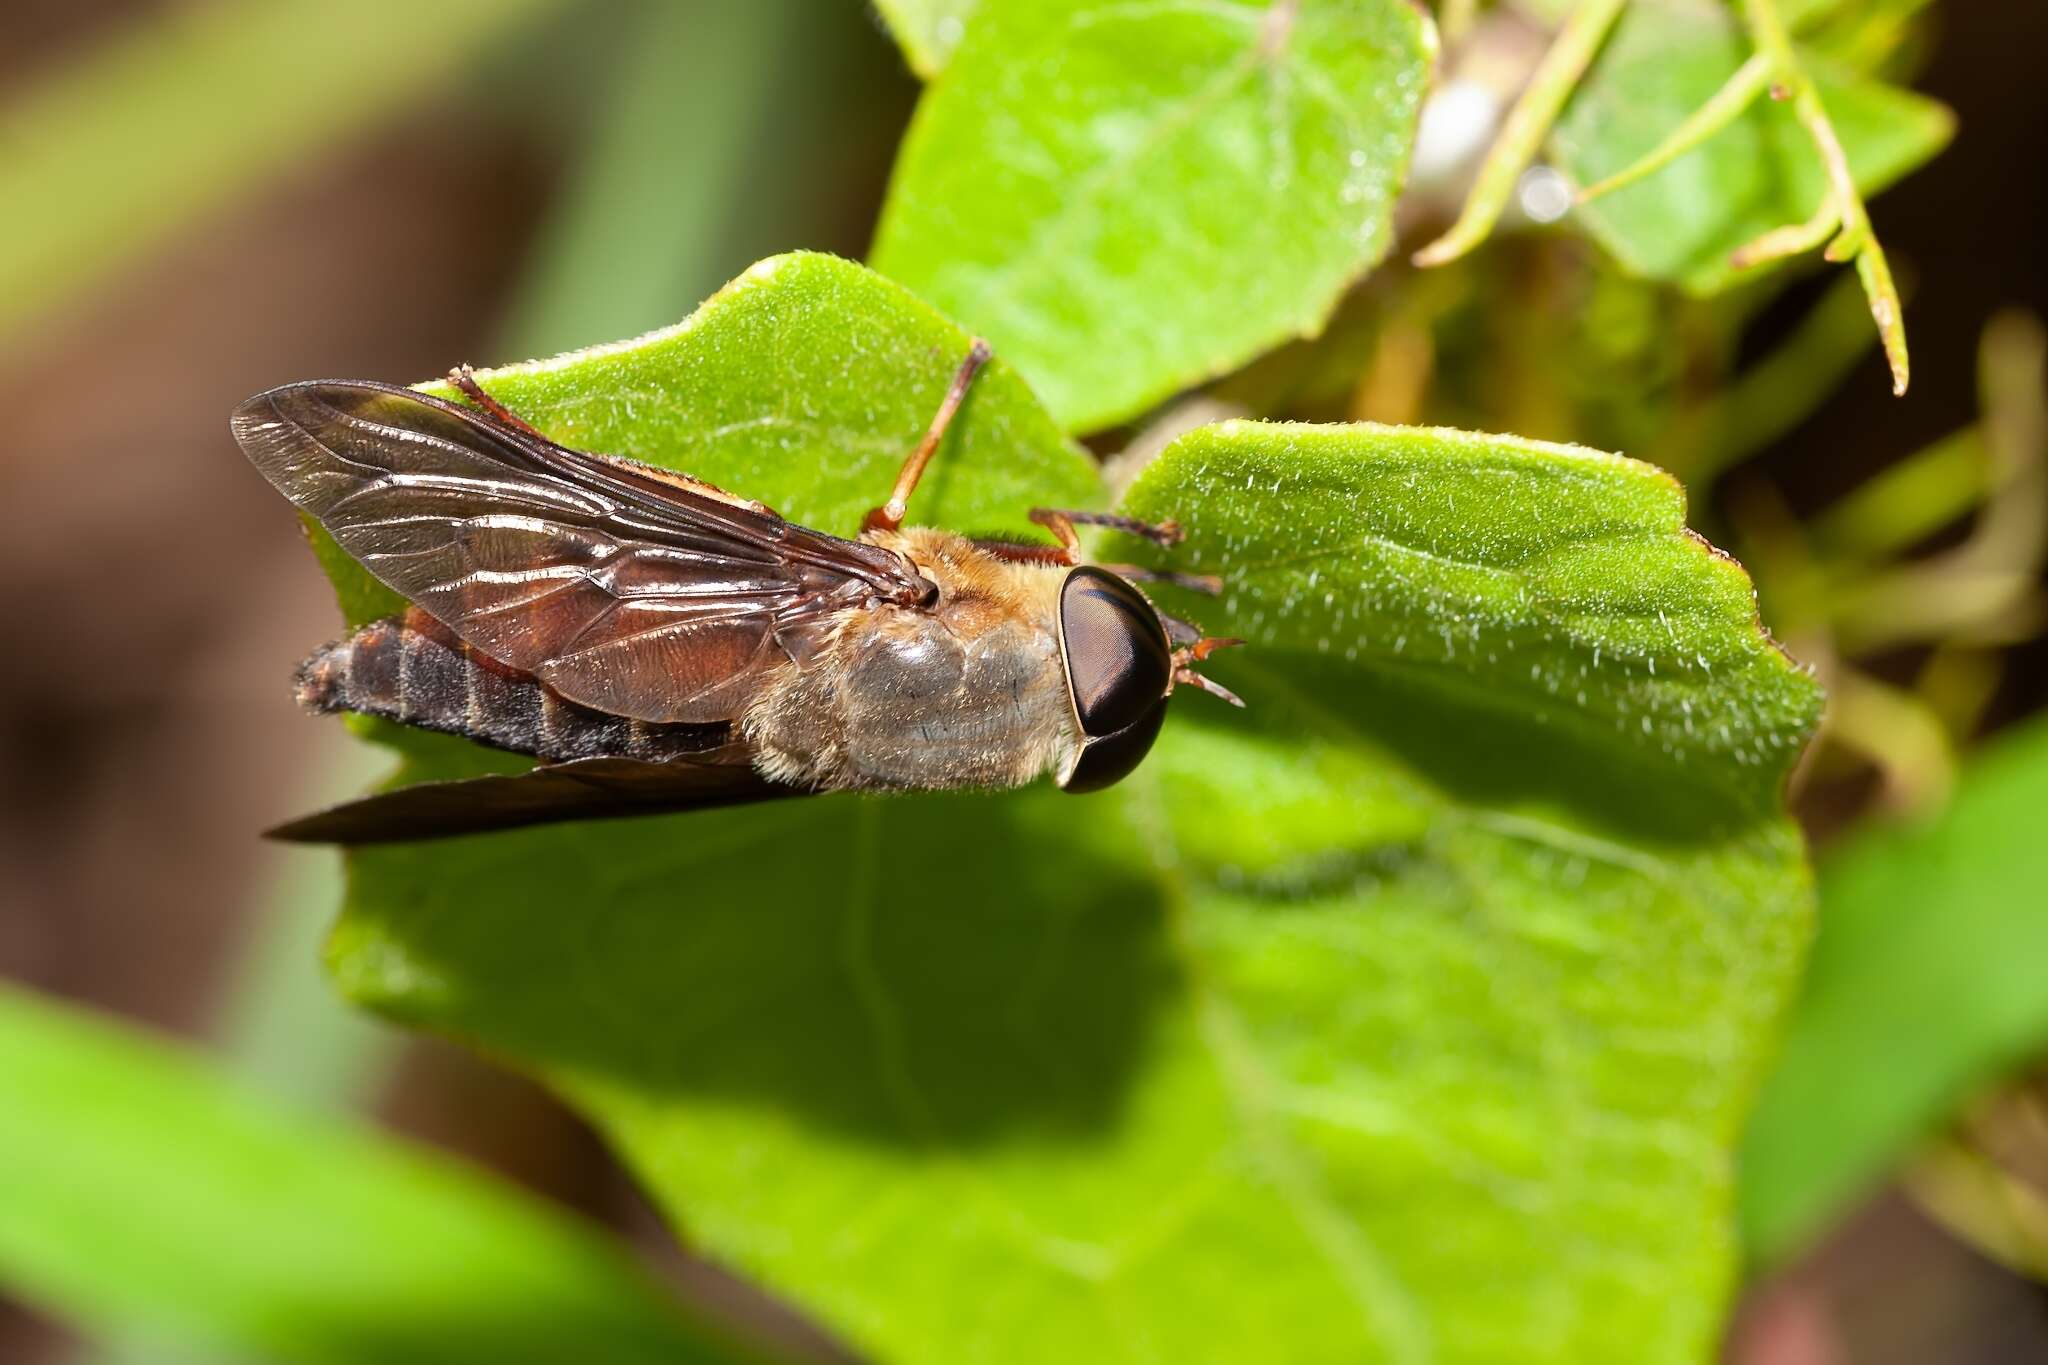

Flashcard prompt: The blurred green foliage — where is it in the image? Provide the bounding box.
[1742,716,2048,1263]
[0,985,756,1365]
[873,0,1431,431]
[1551,0,1951,295]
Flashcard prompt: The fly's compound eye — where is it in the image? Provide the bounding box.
[1056,566,1172,793]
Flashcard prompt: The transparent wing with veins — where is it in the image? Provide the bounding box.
[232,380,930,724]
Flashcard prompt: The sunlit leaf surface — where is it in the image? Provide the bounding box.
[872,0,1433,432]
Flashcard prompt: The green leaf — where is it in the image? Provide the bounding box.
[1740,715,2048,1265]
[874,0,981,77]
[871,0,1434,433]
[1121,422,1822,807]
[301,267,1819,1361]
[0,984,751,1365]
[424,252,1097,542]
[1550,0,1952,295]
[0,0,564,348]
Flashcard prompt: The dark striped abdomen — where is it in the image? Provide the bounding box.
[294,610,731,763]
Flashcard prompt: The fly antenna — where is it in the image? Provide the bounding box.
[1170,637,1246,707]
[1174,667,1246,708]
[1184,636,1243,662]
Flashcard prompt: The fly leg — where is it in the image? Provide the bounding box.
[977,510,1218,585]
[1101,564,1224,595]
[1080,510,1217,591]
[1022,508,1202,577]
[447,364,550,441]
[863,338,993,533]
[1025,507,1085,564]
[1043,510,1185,548]
[974,507,1082,566]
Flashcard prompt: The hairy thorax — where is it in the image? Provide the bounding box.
[742,528,1080,791]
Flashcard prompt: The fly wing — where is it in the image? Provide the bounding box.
[265,756,807,845]
[233,380,926,723]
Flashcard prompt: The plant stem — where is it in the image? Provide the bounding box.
[1412,0,1625,268]
[1823,666,1958,811]
[1575,51,1770,204]
[1730,197,1841,270]
[1666,267,1875,485]
[1806,425,1986,564]
[1739,0,1912,394]
[1817,309,2046,655]
[1438,0,1480,46]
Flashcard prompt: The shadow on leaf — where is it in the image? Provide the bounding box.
[1148,649,1762,903]
[332,786,1177,1148]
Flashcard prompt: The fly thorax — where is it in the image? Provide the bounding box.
[748,609,1073,791]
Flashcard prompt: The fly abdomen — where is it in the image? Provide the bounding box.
[294,610,728,763]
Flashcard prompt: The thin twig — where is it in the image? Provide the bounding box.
[1729,198,1841,270]
[1739,0,1911,394]
[1576,51,1772,203]
[1412,0,1626,268]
